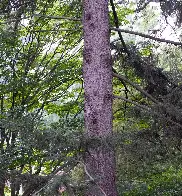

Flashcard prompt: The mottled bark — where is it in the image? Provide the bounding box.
[83,1,117,196]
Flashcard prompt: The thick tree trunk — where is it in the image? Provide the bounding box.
[83,1,117,196]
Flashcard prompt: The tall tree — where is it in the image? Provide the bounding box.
[83,1,118,195]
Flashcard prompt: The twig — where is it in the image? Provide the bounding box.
[111,27,182,46]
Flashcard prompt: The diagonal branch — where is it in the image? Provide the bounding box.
[78,161,107,196]
[113,72,159,104]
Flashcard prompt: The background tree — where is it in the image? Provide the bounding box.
[0,0,84,195]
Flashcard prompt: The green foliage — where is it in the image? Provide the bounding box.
[1,0,182,195]
[109,4,134,27]
[0,0,84,195]
[120,165,182,195]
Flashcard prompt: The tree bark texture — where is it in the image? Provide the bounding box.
[83,1,118,195]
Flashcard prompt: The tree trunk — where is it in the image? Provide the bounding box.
[0,179,5,196]
[83,1,118,195]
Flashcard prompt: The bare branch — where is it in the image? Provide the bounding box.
[31,28,81,32]
[113,95,150,111]
[78,161,107,196]
[111,27,182,46]
[0,14,81,25]
[113,72,159,104]
[33,14,82,21]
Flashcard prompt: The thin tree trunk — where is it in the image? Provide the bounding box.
[83,1,118,195]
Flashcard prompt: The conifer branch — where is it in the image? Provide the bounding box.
[114,95,182,129]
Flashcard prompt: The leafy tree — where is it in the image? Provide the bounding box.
[0,0,84,195]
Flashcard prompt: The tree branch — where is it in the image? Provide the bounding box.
[33,14,81,21]
[113,95,150,111]
[113,72,159,104]
[31,28,81,32]
[114,95,182,129]
[111,27,182,46]
[110,0,129,54]
[78,161,107,196]
[0,15,81,25]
